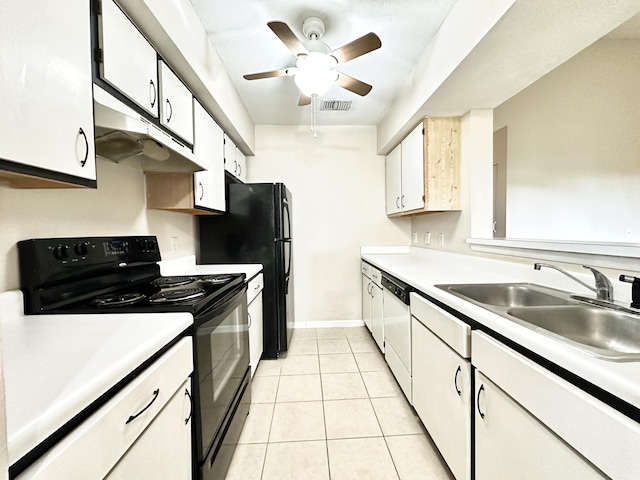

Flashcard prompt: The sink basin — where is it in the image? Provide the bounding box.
[438,283,575,307]
[508,306,640,361]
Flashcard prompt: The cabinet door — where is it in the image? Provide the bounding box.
[0,0,96,182]
[385,144,402,214]
[248,292,264,377]
[193,101,225,212]
[236,147,247,182]
[362,274,372,332]
[100,0,159,117]
[475,371,606,480]
[412,318,471,480]
[371,283,384,352]
[401,123,425,212]
[223,134,237,176]
[105,379,192,480]
[159,61,194,144]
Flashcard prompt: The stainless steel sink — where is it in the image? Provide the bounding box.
[438,283,576,307]
[507,306,640,361]
[436,282,640,362]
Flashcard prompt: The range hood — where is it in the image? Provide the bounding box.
[93,85,205,173]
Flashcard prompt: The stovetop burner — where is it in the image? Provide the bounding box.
[148,287,206,304]
[152,276,195,288]
[198,274,237,285]
[92,292,147,308]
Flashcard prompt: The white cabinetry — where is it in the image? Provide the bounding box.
[361,263,383,351]
[0,0,96,187]
[411,293,471,480]
[385,124,424,214]
[224,134,247,181]
[159,61,194,144]
[17,338,193,480]
[105,379,192,479]
[99,0,159,117]
[248,274,264,377]
[473,331,640,480]
[193,100,225,212]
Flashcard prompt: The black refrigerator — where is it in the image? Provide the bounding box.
[197,182,293,359]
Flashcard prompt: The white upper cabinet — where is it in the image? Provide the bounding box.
[401,123,426,211]
[193,100,225,212]
[159,61,194,144]
[0,0,96,186]
[99,0,159,117]
[235,148,247,182]
[385,144,402,214]
[224,134,246,181]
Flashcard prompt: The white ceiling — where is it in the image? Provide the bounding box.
[189,0,458,126]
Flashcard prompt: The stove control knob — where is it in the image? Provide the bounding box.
[53,244,70,260]
[74,241,90,256]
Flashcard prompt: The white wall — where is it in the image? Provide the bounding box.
[0,159,197,292]
[249,125,411,324]
[494,39,640,242]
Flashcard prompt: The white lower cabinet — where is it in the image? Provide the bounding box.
[370,272,384,352]
[410,293,471,480]
[17,338,193,479]
[474,371,604,480]
[361,273,372,331]
[473,331,640,480]
[105,378,192,479]
[248,273,264,377]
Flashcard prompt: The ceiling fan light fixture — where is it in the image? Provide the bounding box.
[294,52,338,97]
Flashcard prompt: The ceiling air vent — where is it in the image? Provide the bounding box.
[320,100,352,111]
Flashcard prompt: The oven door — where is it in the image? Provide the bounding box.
[193,283,249,462]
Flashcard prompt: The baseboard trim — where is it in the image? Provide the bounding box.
[293,319,365,329]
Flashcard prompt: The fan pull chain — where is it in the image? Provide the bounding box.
[311,94,318,138]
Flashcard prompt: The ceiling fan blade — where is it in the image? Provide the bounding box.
[330,32,381,64]
[335,73,372,96]
[268,21,308,56]
[243,69,291,80]
[298,94,312,106]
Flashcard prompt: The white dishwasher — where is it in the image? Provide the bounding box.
[381,273,413,401]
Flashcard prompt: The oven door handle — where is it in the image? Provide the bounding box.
[125,388,160,424]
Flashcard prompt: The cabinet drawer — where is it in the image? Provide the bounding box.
[361,261,370,277]
[410,292,470,358]
[248,273,264,305]
[18,338,193,479]
[369,266,382,286]
[473,331,640,480]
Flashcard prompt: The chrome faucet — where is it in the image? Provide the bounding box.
[533,263,614,302]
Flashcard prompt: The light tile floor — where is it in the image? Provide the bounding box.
[226,326,455,480]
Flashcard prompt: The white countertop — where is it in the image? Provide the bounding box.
[0,290,192,466]
[361,247,640,410]
[160,255,263,280]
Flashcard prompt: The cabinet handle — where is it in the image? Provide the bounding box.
[166,99,173,122]
[401,195,405,208]
[371,285,375,298]
[234,160,238,174]
[238,163,242,177]
[184,388,192,425]
[198,182,204,200]
[248,312,252,329]
[78,128,88,167]
[367,283,372,295]
[396,196,400,209]
[125,388,160,424]
[454,365,462,396]
[477,384,486,419]
[149,79,157,108]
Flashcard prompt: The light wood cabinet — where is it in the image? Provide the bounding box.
[0,0,96,188]
[385,117,461,217]
[158,61,194,144]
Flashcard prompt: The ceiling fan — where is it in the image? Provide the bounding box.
[243,17,381,106]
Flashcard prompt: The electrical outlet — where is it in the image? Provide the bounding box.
[437,233,445,247]
[412,232,418,244]
[424,232,431,245]
[171,236,178,252]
